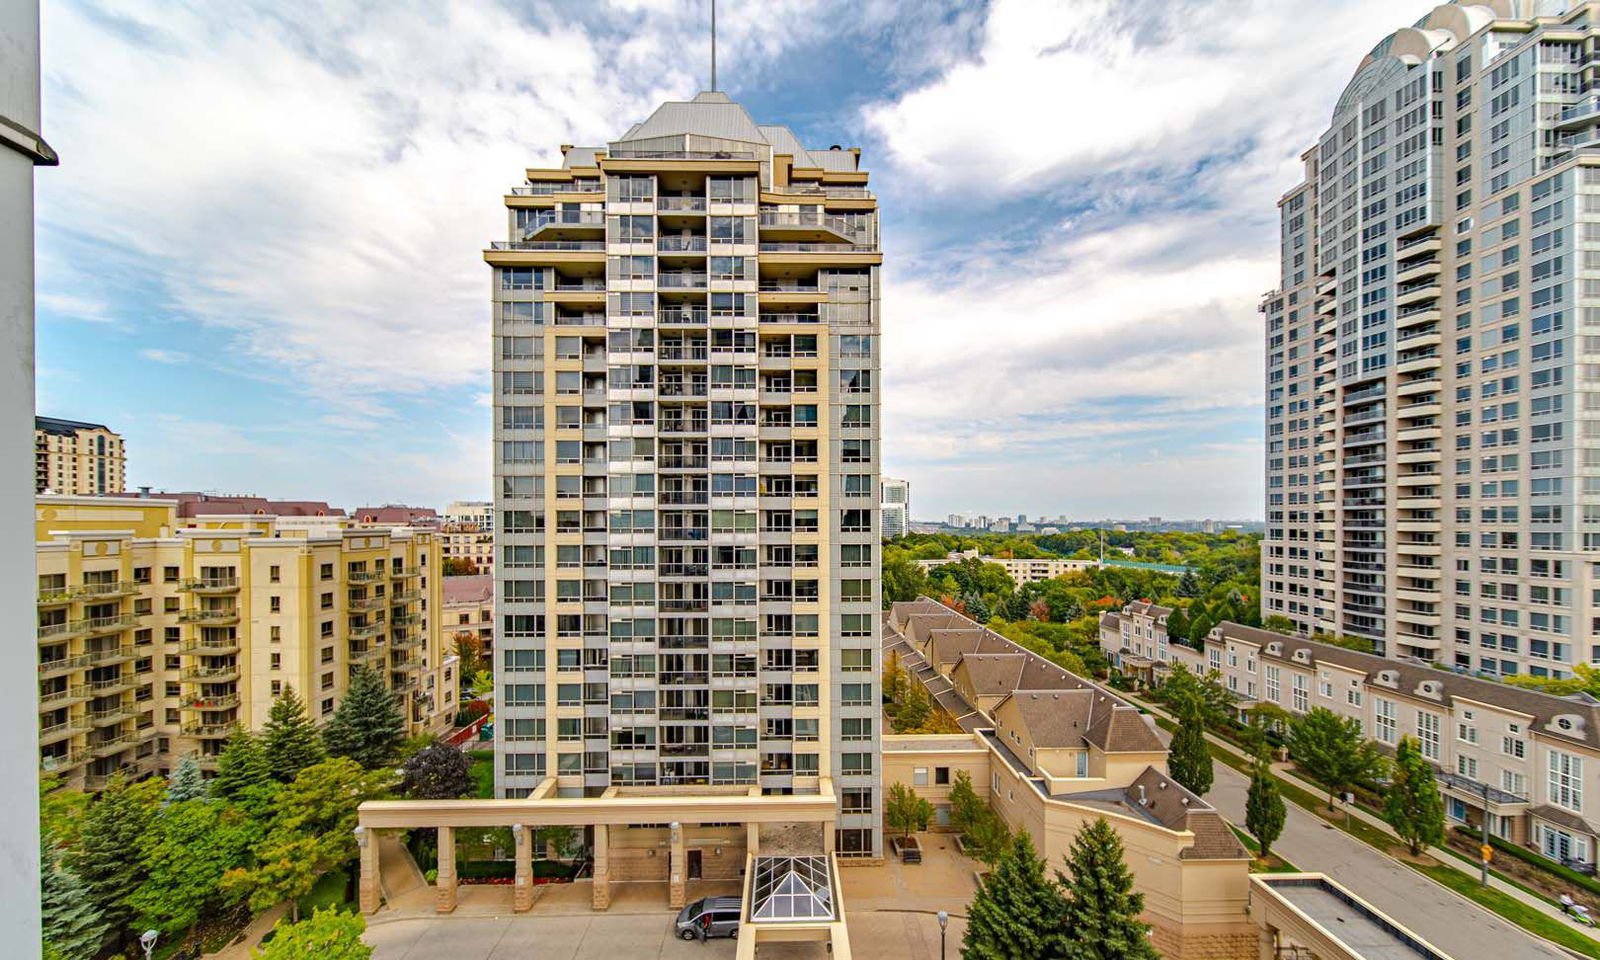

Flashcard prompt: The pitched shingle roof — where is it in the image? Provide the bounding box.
[1214,621,1600,750]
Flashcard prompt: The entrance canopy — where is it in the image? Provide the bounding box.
[750,856,835,923]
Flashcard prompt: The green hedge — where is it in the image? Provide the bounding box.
[1477,831,1600,899]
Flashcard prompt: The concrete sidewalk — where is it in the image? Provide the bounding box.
[1130,692,1575,960]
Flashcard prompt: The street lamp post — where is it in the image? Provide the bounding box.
[937,909,949,960]
[140,929,159,960]
[1480,779,1492,887]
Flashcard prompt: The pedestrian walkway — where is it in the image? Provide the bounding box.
[1129,693,1573,960]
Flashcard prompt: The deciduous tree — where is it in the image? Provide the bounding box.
[1385,735,1445,857]
[1167,700,1213,797]
[130,798,256,935]
[401,742,474,800]
[949,770,985,836]
[886,783,934,840]
[1288,707,1387,810]
[1245,749,1285,860]
[254,907,373,960]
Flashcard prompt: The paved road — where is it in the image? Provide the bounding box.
[1204,757,1568,960]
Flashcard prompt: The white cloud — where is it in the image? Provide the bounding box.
[37,0,863,418]
[139,348,189,364]
[862,0,1415,517]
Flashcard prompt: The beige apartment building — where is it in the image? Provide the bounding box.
[1263,2,1600,679]
[35,416,123,495]
[883,599,1258,960]
[486,91,883,857]
[443,573,494,651]
[916,550,1101,584]
[440,521,494,574]
[36,494,455,790]
[1101,607,1600,870]
[1204,620,1600,866]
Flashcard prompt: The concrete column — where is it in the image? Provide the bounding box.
[592,823,611,910]
[436,825,458,913]
[669,821,686,909]
[823,819,836,854]
[513,824,533,913]
[357,826,380,914]
[746,820,760,857]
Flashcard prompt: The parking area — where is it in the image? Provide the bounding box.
[365,913,737,959]
[361,836,980,960]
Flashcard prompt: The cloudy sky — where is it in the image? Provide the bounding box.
[36,0,1415,519]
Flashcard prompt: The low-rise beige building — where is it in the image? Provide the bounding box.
[443,573,494,653]
[36,494,457,790]
[917,551,1100,585]
[35,416,123,495]
[1200,620,1600,868]
[883,599,1256,960]
[1101,605,1600,866]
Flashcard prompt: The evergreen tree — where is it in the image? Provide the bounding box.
[322,665,406,769]
[1186,608,1216,647]
[1288,707,1387,810]
[1176,570,1200,598]
[1385,735,1445,856]
[962,831,1068,960]
[213,727,276,812]
[41,833,108,960]
[1167,698,1213,797]
[1245,749,1285,860]
[67,776,163,952]
[1056,818,1159,960]
[264,685,325,782]
[1161,607,1190,651]
[166,753,209,804]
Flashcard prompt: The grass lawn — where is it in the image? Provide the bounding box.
[296,866,355,916]
[468,749,494,799]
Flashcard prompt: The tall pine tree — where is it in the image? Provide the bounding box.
[66,776,162,953]
[1385,735,1445,856]
[213,727,276,811]
[166,753,209,804]
[962,831,1068,959]
[1056,818,1159,960]
[1245,749,1285,860]
[322,665,406,769]
[41,833,108,960]
[264,684,325,782]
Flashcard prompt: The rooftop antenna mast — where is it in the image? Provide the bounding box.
[710,0,718,91]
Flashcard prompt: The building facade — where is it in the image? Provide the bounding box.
[1205,619,1600,867]
[35,416,123,495]
[486,91,883,857]
[443,499,494,529]
[1263,1,1600,678]
[880,476,909,538]
[440,521,494,575]
[883,599,1258,959]
[443,572,494,653]
[35,494,455,790]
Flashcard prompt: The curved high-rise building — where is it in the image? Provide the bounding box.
[1264,1,1600,679]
